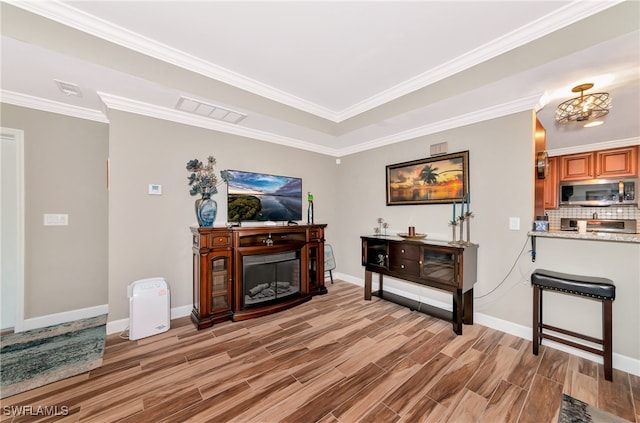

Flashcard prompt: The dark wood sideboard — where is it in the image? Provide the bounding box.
[361,236,478,335]
[191,224,327,330]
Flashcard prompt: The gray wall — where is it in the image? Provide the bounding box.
[106,110,339,321]
[0,104,108,318]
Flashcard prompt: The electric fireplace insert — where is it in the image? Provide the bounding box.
[242,250,301,308]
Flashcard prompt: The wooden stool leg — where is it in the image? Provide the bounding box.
[533,285,541,355]
[603,299,613,381]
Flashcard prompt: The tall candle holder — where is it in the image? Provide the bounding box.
[458,215,465,245]
[448,219,458,245]
[463,211,475,246]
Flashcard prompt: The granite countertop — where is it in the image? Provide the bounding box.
[528,230,640,244]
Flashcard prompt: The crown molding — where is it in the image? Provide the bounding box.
[337,1,622,121]
[337,93,544,157]
[2,88,545,157]
[8,0,338,122]
[547,137,640,157]
[0,90,109,123]
[9,0,622,124]
[98,92,544,158]
[97,92,341,157]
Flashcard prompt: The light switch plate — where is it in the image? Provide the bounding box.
[509,217,520,230]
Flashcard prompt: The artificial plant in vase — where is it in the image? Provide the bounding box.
[186,156,231,227]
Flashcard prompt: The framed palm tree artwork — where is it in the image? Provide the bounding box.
[386,151,469,205]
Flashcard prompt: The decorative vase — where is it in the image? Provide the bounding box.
[195,194,217,227]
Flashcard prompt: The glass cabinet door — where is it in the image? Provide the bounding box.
[308,244,318,289]
[210,255,230,311]
[421,247,457,285]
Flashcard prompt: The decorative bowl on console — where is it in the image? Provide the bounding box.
[397,233,427,239]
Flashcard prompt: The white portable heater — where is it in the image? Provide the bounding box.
[128,277,170,340]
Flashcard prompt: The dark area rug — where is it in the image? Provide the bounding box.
[0,314,107,398]
[558,393,631,423]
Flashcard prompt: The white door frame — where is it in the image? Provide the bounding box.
[1,127,25,332]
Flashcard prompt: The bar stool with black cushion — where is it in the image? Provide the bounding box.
[531,269,615,381]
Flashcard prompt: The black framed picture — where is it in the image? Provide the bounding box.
[386,151,469,205]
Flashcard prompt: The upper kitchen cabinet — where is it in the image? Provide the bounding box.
[559,146,638,181]
[559,152,593,180]
[596,146,638,179]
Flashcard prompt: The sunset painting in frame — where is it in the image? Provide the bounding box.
[386,151,469,205]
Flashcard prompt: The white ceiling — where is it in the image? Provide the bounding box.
[1,1,639,157]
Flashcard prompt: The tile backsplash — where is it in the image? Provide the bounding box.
[544,206,640,230]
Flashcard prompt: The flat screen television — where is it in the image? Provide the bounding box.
[227,170,303,222]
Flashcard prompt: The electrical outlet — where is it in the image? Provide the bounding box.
[509,217,520,230]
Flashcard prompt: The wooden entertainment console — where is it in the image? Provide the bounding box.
[361,236,478,335]
[191,224,327,330]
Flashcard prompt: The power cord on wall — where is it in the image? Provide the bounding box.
[473,235,533,301]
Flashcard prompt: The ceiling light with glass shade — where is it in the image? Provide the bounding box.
[555,83,611,123]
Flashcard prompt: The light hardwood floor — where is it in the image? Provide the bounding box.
[3,280,638,422]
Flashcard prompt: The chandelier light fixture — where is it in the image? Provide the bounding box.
[555,83,611,123]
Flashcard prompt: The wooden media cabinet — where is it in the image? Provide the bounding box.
[191,224,327,330]
[361,235,478,335]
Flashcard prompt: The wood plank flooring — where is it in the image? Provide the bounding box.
[3,280,638,422]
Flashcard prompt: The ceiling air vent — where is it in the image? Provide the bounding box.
[175,96,247,124]
[54,79,82,97]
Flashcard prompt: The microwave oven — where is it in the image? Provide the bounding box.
[559,178,637,206]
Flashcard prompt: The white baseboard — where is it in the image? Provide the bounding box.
[106,317,128,336]
[106,304,192,336]
[21,304,109,332]
[171,304,193,321]
[334,272,362,285]
[335,273,640,377]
